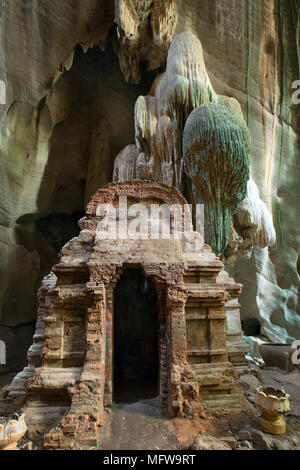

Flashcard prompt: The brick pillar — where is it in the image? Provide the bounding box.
[166,285,188,417]
[44,282,107,450]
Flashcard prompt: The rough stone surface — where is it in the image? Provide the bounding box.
[193,432,232,451]
[219,436,237,450]
[251,428,300,451]
[239,373,261,404]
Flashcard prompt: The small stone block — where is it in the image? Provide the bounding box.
[220,437,237,450]
[63,425,78,434]
[79,438,98,448]
[238,431,252,441]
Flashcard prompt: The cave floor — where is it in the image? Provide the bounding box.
[2,367,300,450]
[97,367,300,451]
[98,397,178,451]
[97,395,259,451]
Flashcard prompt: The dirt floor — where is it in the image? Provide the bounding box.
[2,365,300,450]
[98,398,258,451]
[97,366,300,451]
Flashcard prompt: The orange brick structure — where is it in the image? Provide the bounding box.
[1,181,248,449]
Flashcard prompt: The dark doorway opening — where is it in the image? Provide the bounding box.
[113,269,159,403]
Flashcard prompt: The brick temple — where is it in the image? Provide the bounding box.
[1,181,249,449]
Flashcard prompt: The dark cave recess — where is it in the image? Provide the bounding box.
[113,269,159,404]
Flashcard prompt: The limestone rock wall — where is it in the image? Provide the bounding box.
[0,0,299,371]
[0,0,114,110]
[173,0,300,343]
[0,1,154,370]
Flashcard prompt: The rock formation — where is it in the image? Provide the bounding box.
[113,145,138,182]
[119,32,220,188]
[183,103,250,254]
[232,179,277,260]
[114,0,177,83]
[113,32,274,258]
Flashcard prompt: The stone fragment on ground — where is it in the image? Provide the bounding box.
[193,432,232,451]
[238,430,252,441]
[251,428,300,451]
[219,436,237,450]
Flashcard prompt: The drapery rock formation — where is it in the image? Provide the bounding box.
[0,0,299,377]
[114,32,275,258]
[127,32,219,187]
[233,180,277,260]
[114,0,177,83]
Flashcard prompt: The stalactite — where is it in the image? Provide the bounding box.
[113,31,277,259]
[183,103,250,254]
[114,0,176,83]
[133,32,219,187]
[165,32,218,187]
[113,144,138,182]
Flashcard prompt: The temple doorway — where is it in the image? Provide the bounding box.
[113,269,159,403]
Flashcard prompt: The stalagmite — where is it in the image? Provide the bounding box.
[134,95,160,181]
[165,31,217,131]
